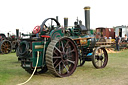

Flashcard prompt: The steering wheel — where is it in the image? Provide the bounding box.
[33,25,41,34]
[40,18,61,33]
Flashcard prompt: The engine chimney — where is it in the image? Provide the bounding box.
[16,29,19,39]
[84,6,90,31]
[64,18,68,29]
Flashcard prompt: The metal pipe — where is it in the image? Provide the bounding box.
[64,18,68,29]
[7,33,9,37]
[84,6,90,31]
[16,29,19,39]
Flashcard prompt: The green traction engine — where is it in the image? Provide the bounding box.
[17,6,108,77]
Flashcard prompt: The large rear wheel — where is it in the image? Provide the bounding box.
[46,37,78,77]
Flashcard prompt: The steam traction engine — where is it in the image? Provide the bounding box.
[0,33,12,54]
[0,29,20,54]
[17,7,108,77]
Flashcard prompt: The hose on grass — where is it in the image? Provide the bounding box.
[17,51,40,85]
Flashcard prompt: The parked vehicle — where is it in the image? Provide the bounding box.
[16,6,108,77]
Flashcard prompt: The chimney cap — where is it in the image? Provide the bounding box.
[64,17,68,19]
[84,6,90,10]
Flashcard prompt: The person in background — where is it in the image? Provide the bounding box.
[104,36,107,39]
[124,34,127,42]
[115,35,120,51]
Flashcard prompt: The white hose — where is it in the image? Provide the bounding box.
[17,51,40,85]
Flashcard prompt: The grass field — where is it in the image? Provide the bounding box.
[0,50,128,85]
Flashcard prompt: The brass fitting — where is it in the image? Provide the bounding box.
[84,6,90,10]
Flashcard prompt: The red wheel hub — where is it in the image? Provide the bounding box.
[33,26,41,34]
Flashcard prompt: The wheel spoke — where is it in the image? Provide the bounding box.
[2,44,5,46]
[54,46,61,53]
[95,60,99,64]
[67,62,70,68]
[7,48,11,50]
[100,53,104,56]
[54,59,58,64]
[64,41,69,48]
[53,56,61,58]
[97,49,101,55]
[61,41,65,53]
[61,64,64,74]
[53,50,58,56]
[55,60,62,69]
[66,59,75,64]
[95,59,103,67]
[66,49,75,55]
[98,60,100,67]
[101,60,104,67]
[62,62,69,73]
[5,50,8,54]
[66,48,68,54]
[100,49,104,56]
[95,53,99,56]
[67,55,73,58]
[2,46,5,48]
[59,64,61,74]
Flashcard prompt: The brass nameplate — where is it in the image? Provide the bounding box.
[35,45,44,49]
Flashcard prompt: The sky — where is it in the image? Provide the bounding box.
[0,0,128,35]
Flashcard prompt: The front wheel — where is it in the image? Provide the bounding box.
[92,47,108,68]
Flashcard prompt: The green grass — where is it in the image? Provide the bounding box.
[0,50,128,85]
